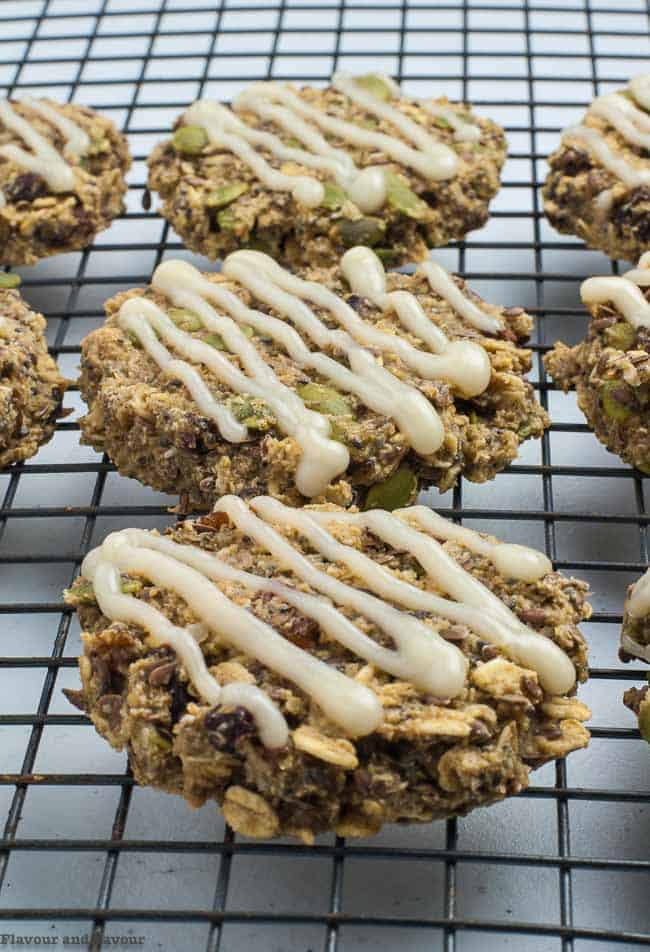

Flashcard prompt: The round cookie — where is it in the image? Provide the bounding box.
[147,73,506,269]
[0,285,69,468]
[78,246,548,512]
[64,497,591,841]
[543,73,650,262]
[0,97,131,265]
[620,569,650,743]
[545,253,650,474]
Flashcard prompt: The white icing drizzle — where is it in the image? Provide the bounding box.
[249,497,576,695]
[120,278,349,498]
[119,247,502,496]
[593,186,615,222]
[81,495,577,747]
[331,72,458,180]
[562,124,650,189]
[82,525,385,746]
[630,74,650,112]
[622,251,650,286]
[394,506,552,582]
[589,91,650,151]
[185,73,459,213]
[340,247,494,393]
[628,568,650,619]
[184,100,325,209]
[420,101,481,142]
[20,96,90,161]
[581,253,650,329]
[623,568,650,662]
[0,98,88,193]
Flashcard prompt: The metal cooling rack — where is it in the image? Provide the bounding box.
[0,1,649,950]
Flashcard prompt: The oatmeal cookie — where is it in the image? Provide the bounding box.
[545,253,650,473]
[147,73,506,269]
[620,569,650,743]
[0,285,69,468]
[78,246,548,512]
[543,73,650,262]
[0,97,130,265]
[64,497,591,841]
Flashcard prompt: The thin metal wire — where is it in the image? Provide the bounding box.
[0,0,648,948]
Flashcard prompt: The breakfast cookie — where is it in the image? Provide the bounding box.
[64,497,591,841]
[147,73,506,268]
[78,246,548,512]
[0,285,69,468]
[0,97,131,265]
[545,253,650,473]
[620,569,650,743]
[543,73,650,262]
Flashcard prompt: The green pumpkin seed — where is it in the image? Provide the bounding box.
[227,396,273,429]
[385,171,429,219]
[217,206,239,230]
[297,383,353,416]
[338,216,386,248]
[600,380,633,422]
[321,182,348,209]
[168,307,202,332]
[72,579,96,604]
[204,325,253,352]
[172,124,208,155]
[150,729,173,753]
[204,333,226,351]
[0,272,21,289]
[363,464,418,512]
[355,74,394,101]
[206,181,249,209]
[433,116,452,130]
[121,577,142,596]
[605,321,636,351]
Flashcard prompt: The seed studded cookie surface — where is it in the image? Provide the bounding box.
[65,499,591,841]
[0,98,131,266]
[545,253,650,474]
[78,247,548,511]
[147,73,506,269]
[620,569,650,745]
[0,288,69,468]
[543,73,650,262]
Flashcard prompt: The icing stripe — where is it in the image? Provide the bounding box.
[117,248,501,496]
[421,101,481,142]
[81,496,577,747]
[562,124,650,189]
[0,98,88,194]
[119,287,349,497]
[255,498,575,695]
[589,92,650,152]
[630,74,650,112]
[581,254,650,329]
[627,568,650,620]
[340,246,495,390]
[184,74,459,214]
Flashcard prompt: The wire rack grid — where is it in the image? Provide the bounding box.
[0,0,648,950]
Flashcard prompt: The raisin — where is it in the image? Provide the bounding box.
[204,705,255,752]
[169,673,191,724]
[6,172,47,203]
